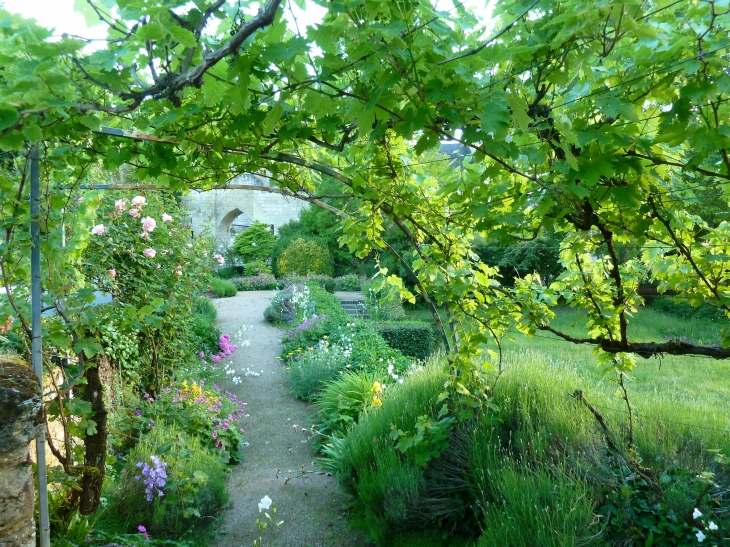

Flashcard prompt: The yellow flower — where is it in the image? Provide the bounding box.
[276,356,281,359]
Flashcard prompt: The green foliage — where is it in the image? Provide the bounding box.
[243,260,271,276]
[209,278,237,298]
[282,273,336,292]
[113,423,228,539]
[313,371,381,440]
[374,321,435,360]
[214,266,244,279]
[277,238,334,277]
[478,462,596,547]
[231,273,280,291]
[190,298,220,356]
[286,342,352,400]
[232,221,275,263]
[473,234,563,287]
[651,296,726,323]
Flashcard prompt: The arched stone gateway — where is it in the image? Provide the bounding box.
[184,174,308,245]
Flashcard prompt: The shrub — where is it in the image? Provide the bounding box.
[231,273,280,291]
[209,278,237,297]
[215,265,244,279]
[286,341,352,400]
[277,238,334,276]
[282,273,336,292]
[333,274,367,291]
[374,321,436,360]
[651,296,726,322]
[243,260,271,276]
[264,284,313,324]
[113,423,228,538]
[232,221,276,263]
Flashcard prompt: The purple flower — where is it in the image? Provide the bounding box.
[135,409,142,416]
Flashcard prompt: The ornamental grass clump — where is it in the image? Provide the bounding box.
[210,277,237,297]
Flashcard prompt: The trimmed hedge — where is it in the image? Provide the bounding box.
[374,320,436,360]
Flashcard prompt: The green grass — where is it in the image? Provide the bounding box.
[405,303,730,433]
[499,307,730,435]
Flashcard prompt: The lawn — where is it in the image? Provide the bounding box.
[405,304,730,443]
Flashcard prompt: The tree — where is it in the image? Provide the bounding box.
[232,220,276,263]
[2,1,730,508]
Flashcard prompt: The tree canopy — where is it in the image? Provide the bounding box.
[2,0,730,397]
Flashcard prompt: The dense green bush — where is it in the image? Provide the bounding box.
[243,260,271,276]
[190,298,220,357]
[282,273,336,292]
[214,265,244,279]
[277,238,334,276]
[374,321,436,360]
[651,296,726,322]
[232,221,276,263]
[473,234,563,287]
[209,278,237,297]
[113,423,228,539]
[324,353,730,546]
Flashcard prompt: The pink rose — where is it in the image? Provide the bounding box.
[141,216,156,232]
[213,254,225,265]
[91,224,105,235]
[162,213,173,223]
[131,196,146,207]
[128,208,140,218]
[114,199,127,212]
[143,248,157,258]
[156,263,161,269]
[109,268,116,278]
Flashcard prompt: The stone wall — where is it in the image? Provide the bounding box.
[0,357,44,547]
[183,174,308,246]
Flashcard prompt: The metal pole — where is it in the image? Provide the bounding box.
[30,142,51,547]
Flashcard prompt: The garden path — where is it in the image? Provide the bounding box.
[212,291,365,547]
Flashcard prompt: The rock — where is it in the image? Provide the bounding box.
[0,358,44,547]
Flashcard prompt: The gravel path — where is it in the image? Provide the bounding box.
[212,291,364,547]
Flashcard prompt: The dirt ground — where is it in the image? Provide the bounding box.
[212,291,366,547]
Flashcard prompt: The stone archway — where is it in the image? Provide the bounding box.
[184,173,308,246]
[217,209,254,245]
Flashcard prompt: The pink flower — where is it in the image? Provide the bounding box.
[115,199,127,212]
[141,217,157,232]
[131,196,146,208]
[156,263,161,269]
[129,208,141,218]
[162,213,173,223]
[109,268,116,278]
[91,224,105,235]
[213,253,225,265]
[143,248,157,258]
[141,232,149,240]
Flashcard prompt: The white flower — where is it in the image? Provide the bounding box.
[251,241,257,247]
[91,224,105,235]
[141,216,157,232]
[696,530,705,542]
[131,195,146,207]
[693,508,703,520]
[114,199,127,212]
[143,248,157,258]
[162,213,173,223]
[258,495,272,511]
[708,521,718,531]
